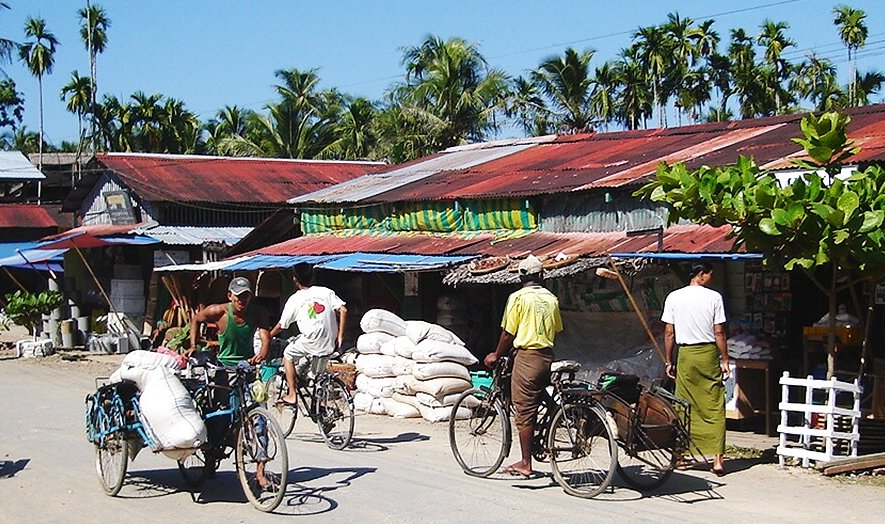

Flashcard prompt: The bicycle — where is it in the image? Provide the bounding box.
[595,380,694,490]
[263,353,355,450]
[448,356,619,499]
[177,355,289,512]
[84,379,152,496]
[85,354,290,513]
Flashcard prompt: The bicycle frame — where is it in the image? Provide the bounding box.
[85,381,155,449]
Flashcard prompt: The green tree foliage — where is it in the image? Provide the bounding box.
[18,16,58,169]
[635,111,885,378]
[4,290,63,336]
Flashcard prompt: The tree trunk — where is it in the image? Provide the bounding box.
[826,264,838,379]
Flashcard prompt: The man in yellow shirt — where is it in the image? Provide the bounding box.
[484,254,563,478]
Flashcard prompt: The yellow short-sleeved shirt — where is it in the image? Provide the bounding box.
[501,285,563,350]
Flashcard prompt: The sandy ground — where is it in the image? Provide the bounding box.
[0,350,880,523]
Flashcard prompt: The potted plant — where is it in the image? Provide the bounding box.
[4,290,64,339]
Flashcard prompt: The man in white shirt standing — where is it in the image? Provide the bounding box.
[662,261,730,476]
[274,263,347,406]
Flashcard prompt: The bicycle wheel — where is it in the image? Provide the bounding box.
[616,431,678,490]
[549,403,617,499]
[95,430,129,496]
[265,372,296,437]
[177,449,213,487]
[448,388,510,477]
[316,376,354,450]
[236,406,289,512]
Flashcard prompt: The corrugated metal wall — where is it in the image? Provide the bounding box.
[81,175,156,225]
[539,192,668,233]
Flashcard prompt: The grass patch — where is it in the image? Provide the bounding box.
[725,444,764,459]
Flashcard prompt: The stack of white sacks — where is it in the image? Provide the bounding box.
[726,333,773,360]
[353,309,478,422]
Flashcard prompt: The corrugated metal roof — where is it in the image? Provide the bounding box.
[0,204,58,228]
[250,224,739,259]
[96,153,382,204]
[317,252,476,272]
[294,104,885,204]
[132,223,253,246]
[289,136,554,205]
[0,151,45,180]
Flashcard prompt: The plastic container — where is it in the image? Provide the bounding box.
[470,370,493,390]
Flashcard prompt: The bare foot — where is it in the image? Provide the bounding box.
[501,462,533,478]
[276,394,297,405]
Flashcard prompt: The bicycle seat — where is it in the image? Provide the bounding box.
[551,360,582,374]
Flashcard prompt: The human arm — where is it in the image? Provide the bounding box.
[714,323,730,379]
[663,323,676,379]
[335,305,348,350]
[249,326,271,365]
[187,304,225,357]
[484,330,515,369]
[269,322,283,338]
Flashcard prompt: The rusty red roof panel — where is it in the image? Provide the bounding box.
[339,104,885,204]
[97,153,382,204]
[252,224,738,259]
[0,204,59,228]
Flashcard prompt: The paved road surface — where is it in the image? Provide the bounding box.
[0,355,878,523]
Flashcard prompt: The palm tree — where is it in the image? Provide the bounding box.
[791,53,839,110]
[631,25,671,127]
[160,97,200,154]
[833,5,868,106]
[18,16,59,181]
[334,97,377,160]
[0,2,15,74]
[78,3,110,150]
[590,61,619,131]
[59,70,92,183]
[853,69,884,106]
[204,105,256,154]
[395,35,509,149]
[614,51,652,130]
[530,48,596,133]
[129,91,163,151]
[504,75,551,136]
[757,19,796,114]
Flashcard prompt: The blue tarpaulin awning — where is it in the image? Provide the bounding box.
[316,253,478,273]
[225,254,345,271]
[0,242,65,272]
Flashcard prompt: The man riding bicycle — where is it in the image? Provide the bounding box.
[272,263,347,407]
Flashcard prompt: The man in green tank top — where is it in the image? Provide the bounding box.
[188,276,273,365]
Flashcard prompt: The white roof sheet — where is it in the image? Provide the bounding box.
[0,151,45,180]
[132,224,253,246]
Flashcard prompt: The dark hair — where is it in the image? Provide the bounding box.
[689,261,713,279]
[292,263,315,286]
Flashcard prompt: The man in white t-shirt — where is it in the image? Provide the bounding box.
[661,261,729,475]
[273,263,347,405]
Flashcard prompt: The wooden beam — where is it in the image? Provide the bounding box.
[821,452,885,476]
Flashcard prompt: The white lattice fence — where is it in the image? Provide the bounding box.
[777,372,862,468]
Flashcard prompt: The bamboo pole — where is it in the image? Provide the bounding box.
[605,254,666,364]
[3,267,28,293]
[72,245,139,344]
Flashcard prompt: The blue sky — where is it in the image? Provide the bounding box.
[2,0,884,144]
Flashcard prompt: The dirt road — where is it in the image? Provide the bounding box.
[0,353,878,523]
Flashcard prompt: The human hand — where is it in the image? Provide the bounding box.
[483,352,498,369]
[666,363,676,379]
[720,362,730,380]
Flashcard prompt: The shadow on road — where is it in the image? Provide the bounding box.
[0,458,30,478]
[276,465,377,516]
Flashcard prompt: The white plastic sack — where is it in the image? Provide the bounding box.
[378,337,398,356]
[356,332,394,355]
[396,375,472,398]
[411,339,478,366]
[138,367,207,451]
[412,361,471,381]
[355,374,397,398]
[405,320,465,346]
[415,391,480,408]
[123,349,182,371]
[382,397,421,418]
[436,294,467,312]
[353,391,375,413]
[391,355,415,376]
[355,353,397,378]
[360,309,407,337]
[392,336,418,358]
[416,402,472,423]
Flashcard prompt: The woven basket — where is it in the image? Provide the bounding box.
[328,362,357,391]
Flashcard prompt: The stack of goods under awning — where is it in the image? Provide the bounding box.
[353,309,477,422]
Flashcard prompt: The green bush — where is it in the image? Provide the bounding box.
[4,290,63,336]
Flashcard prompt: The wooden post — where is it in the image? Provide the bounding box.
[605,255,666,364]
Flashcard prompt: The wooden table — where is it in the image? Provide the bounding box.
[726,358,772,436]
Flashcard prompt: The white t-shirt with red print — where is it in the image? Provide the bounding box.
[278,285,346,356]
